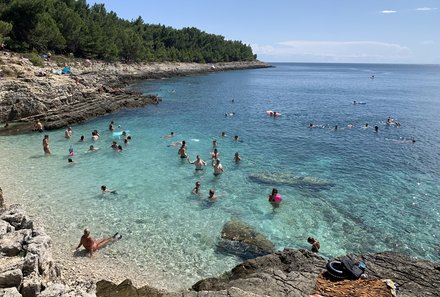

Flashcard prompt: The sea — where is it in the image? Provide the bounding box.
[0,63,439,290]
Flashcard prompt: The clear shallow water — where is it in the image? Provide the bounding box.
[1,63,440,289]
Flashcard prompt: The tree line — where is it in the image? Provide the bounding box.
[0,0,257,63]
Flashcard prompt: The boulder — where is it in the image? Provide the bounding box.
[192,249,325,297]
[0,268,23,288]
[218,220,275,260]
[0,220,14,236]
[192,249,440,297]
[0,205,33,230]
[0,287,22,297]
[21,272,41,297]
[0,230,26,256]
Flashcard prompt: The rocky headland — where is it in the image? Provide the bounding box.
[0,51,270,135]
[1,188,439,297]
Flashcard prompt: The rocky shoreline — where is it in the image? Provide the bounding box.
[1,188,439,297]
[0,51,270,135]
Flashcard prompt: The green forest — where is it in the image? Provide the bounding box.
[0,0,257,63]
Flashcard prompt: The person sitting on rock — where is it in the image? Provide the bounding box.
[75,228,121,258]
[307,237,320,253]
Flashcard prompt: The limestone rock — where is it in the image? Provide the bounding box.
[0,230,26,256]
[21,272,41,297]
[0,220,14,236]
[218,220,275,260]
[344,252,440,297]
[0,287,22,297]
[0,268,23,288]
[0,205,33,230]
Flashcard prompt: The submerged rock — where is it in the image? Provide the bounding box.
[218,220,275,260]
[248,172,335,191]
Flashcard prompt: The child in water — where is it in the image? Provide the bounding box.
[268,188,282,209]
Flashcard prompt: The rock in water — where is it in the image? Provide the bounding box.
[218,220,275,260]
[248,172,335,191]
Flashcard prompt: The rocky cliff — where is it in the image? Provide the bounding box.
[0,51,270,134]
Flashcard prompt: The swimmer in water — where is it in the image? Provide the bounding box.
[68,147,75,156]
[189,155,207,170]
[212,158,223,176]
[78,135,85,142]
[221,131,226,137]
[109,121,114,131]
[307,237,320,253]
[65,126,72,139]
[192,181,201,194]
[268,188,282,209]
[178,141,187,158]
[211,148,220,160]
[164,132,174,138]
[212,139,217,148]
[88,145,98,151]
[208,189,217,201]
[234,135,240,142]
[101,185,116,193]
[234,152,241,163]
[43,135,51,154]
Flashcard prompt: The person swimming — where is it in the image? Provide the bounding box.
[101,185,116,193]
[164,132,174,138]
[208,189,217,201]
[192,181,201,194]
[234,152,241,163]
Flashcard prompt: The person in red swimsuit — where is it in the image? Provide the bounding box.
[75,229,121,257]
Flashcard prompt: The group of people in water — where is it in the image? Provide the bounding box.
[36,116,323,257]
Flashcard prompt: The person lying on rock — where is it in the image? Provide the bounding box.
[75,228,121,258]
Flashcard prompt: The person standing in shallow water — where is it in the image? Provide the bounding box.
[268,188,282,209]
[178,140,187,158]
[307,237,320,252]
[42,135,51,154]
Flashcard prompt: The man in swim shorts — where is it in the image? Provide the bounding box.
[75,228,121,258]
[178,141,187,158]
[189,155,207,170]
[212,159,224,176]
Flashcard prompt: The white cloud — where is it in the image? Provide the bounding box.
[381,10,397,14]
[251,40,412,63]
[416,7,437,11]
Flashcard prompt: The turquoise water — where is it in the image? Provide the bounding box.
[1,63,440,289]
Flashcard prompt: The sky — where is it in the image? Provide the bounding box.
[87,0,440,64]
